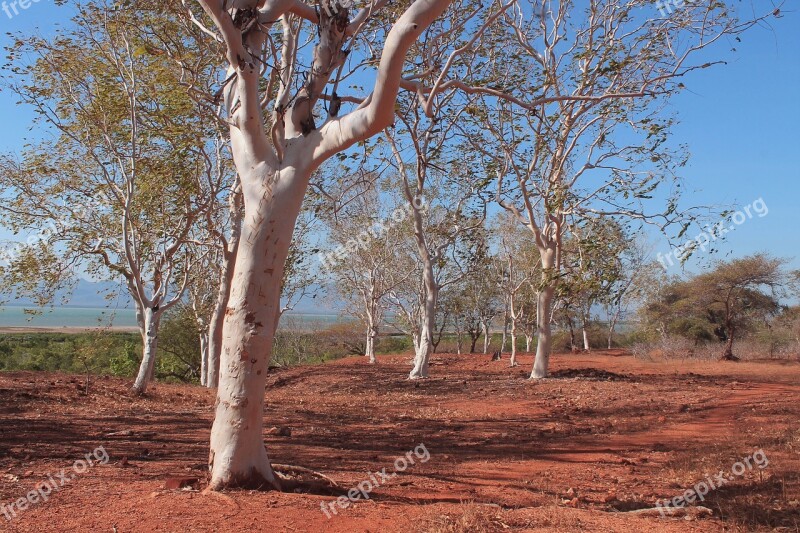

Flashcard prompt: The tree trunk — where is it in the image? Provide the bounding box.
[131,307,162,395]
[470,330,479,353]
[409,282,437,379]
[207,250,235,388]
[365,331,375,363]
[525,334,532,353]
[208,167,308,491]
[411,332,420,355]
[509,290,518,366]
[580,306,591,351]
[509,327,518,367]
[500,311,509,353]
[567,315,576,350]
[408,195,437,380]
[365,312,377,364]
[720,324,739,361]
[200,332,209,386]
[431,311,447,354]
[481,320,490,354]
[531,247,557,379]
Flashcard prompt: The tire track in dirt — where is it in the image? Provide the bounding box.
[605,382,799,452]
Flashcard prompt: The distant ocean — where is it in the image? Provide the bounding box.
[0,306,350,330]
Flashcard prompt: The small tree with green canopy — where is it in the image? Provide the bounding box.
[687,254,790,360]
[642,254,794,360]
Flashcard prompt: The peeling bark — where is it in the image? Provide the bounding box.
[207,166,308,491]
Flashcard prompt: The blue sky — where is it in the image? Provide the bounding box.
[657,11,800,274]
[0,3,798,281]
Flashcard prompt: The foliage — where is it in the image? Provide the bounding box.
[0,332,139,374]
[641,254,795,358]
[156,305,203,383]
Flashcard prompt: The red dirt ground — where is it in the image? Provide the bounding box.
[1,350,799,532]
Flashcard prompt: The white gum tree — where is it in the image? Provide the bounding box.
[184,0,780,491]
[470,0,779,378]
[320,181,413,364]
[495,215,539,366]
[384,103,487,378]
[188,0,535,488]
[0,2,223,395]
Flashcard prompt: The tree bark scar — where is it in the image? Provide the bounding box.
[300,114,316,135]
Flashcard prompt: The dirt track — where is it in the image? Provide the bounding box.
[1,350,799,532]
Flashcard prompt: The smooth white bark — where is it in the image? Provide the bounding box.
[408,204,437,380]
[200,332,209,387]
[200,0,455,489]
[207,250,235,388]
[531,247,557,379]
[365,311,378,364]
[132,307,162,394]
[208,165,309,490]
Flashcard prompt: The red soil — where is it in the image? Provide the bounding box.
[1,350,799,532]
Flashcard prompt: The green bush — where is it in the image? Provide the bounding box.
[0,332,141,374]
[156,306,202,383]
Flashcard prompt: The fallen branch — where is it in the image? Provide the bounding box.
[271,464,340,488]
[623,505,713,519]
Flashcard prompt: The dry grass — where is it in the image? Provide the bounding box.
[417,504,505,533]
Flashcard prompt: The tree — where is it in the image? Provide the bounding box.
[384,98,487,379]
[0,1,221,395]
[688,254,789,360]
[471,0,778,378]
[158,304,204,383]
[562,218,628,352]
[602,234,656,349]
[775,306,800,356]
[433,222,498,355]
[186,0,531,489]
[641,254,794,360]
[320,180,412,363]
[442,273,486,354]
[494,214,539,366]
